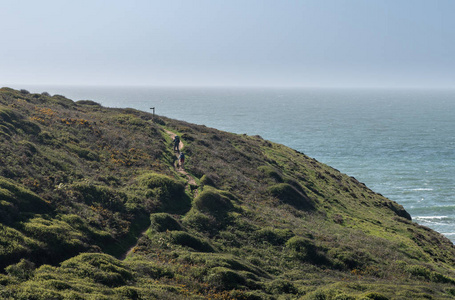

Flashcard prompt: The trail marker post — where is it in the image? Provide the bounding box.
[150,107,155,118]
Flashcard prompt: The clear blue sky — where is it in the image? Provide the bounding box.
[1,0,454,88]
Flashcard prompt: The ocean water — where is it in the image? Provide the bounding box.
[19,86,455,242]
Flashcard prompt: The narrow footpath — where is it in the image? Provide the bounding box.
[164,129,198,188]
[120,128,198,260]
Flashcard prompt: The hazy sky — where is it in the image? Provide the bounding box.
[1,0,454,88]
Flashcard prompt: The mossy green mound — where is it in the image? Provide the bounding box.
[193,187,234,216]
[268,182,314,210]
[150,212,182,232]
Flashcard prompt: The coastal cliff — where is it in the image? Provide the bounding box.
[1,87,455,299]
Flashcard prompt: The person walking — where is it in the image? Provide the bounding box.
[179,152,185,169]
[173,135,180,152]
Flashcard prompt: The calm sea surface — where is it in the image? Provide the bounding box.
[18,86,455,242]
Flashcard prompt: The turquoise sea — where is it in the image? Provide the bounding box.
[18,86,455,242]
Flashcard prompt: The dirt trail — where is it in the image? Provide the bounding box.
[164,129,197,187]
[120,129,198,260]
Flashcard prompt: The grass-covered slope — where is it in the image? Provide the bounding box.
[1,87,455,299]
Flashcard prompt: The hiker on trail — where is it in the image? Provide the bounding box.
[179,152,185,169]
[173,135,180,152]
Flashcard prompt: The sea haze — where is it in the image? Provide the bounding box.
[22,86,455,242]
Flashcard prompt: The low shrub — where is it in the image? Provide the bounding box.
[257,165,283,183]
[362,292,389,300]
[182,211,216,233]
[5,286,64,300]
[152,117,165,125]
[0,176,49,214]
[0,224,42,270]
[136,173,189,213]
[266,279,298,295]
[0,199,18,224]
[429,271,455,284]
[205,267,246,290]
[71,183,127,212]
[0,107,20,123]
[126,258,173,279]
[113,114,147,128]
[170,231,214,252]
[193,187,234,217]
[254,227,294,246]
[43,279,71,291]
[200,173,219,187]
[405,265,455,284]
[229,290,269,300]
[114,286,139,299]
[150,213,182,232]
[76,100,101,106]
[405,265,431,279]
[36,131,55,145]
[268,183,314,210]
[60,253,132,287]
[284,177,307,195]
[328,247,374,270]
[66,144,100,161]
[21,217,87,257]
[5,259,35,280]
[306,289,356,300]
[286,236,330,265]
[51,94,74,108]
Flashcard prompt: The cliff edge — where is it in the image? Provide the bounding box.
[1,88,455,299]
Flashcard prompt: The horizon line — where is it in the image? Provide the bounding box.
[4,83,455,91]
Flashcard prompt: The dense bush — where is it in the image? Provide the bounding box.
[268,183,314,210]
[182,211,216,233]
[405,265,455,284]
[200,173,219,187]
[193,187,234,216]
[112,114,147,128]
[328,247,375,270]
[60,253,132,287]
[257,165,283,183]
[76,100,101,106]
[71,183,127,212]
[253,227,294,246]
[205,267,247,290]
[136,172,189,213]
[170,231,214,252]
[362,292,389,300]
[126,257,173,279]
[150,213,182,232]
[286,236,330,265]
[5,259,35,280]
[21,217,88,255]
[265,279,298,295]
[0,176,49,214]
[0,106,41,136]
[0,224,41,270]
[66,143,100,161]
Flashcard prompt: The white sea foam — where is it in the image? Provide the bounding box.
[411,188,434,191]
[415,216,448,220]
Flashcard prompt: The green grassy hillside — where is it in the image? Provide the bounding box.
[1,87,455,299]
